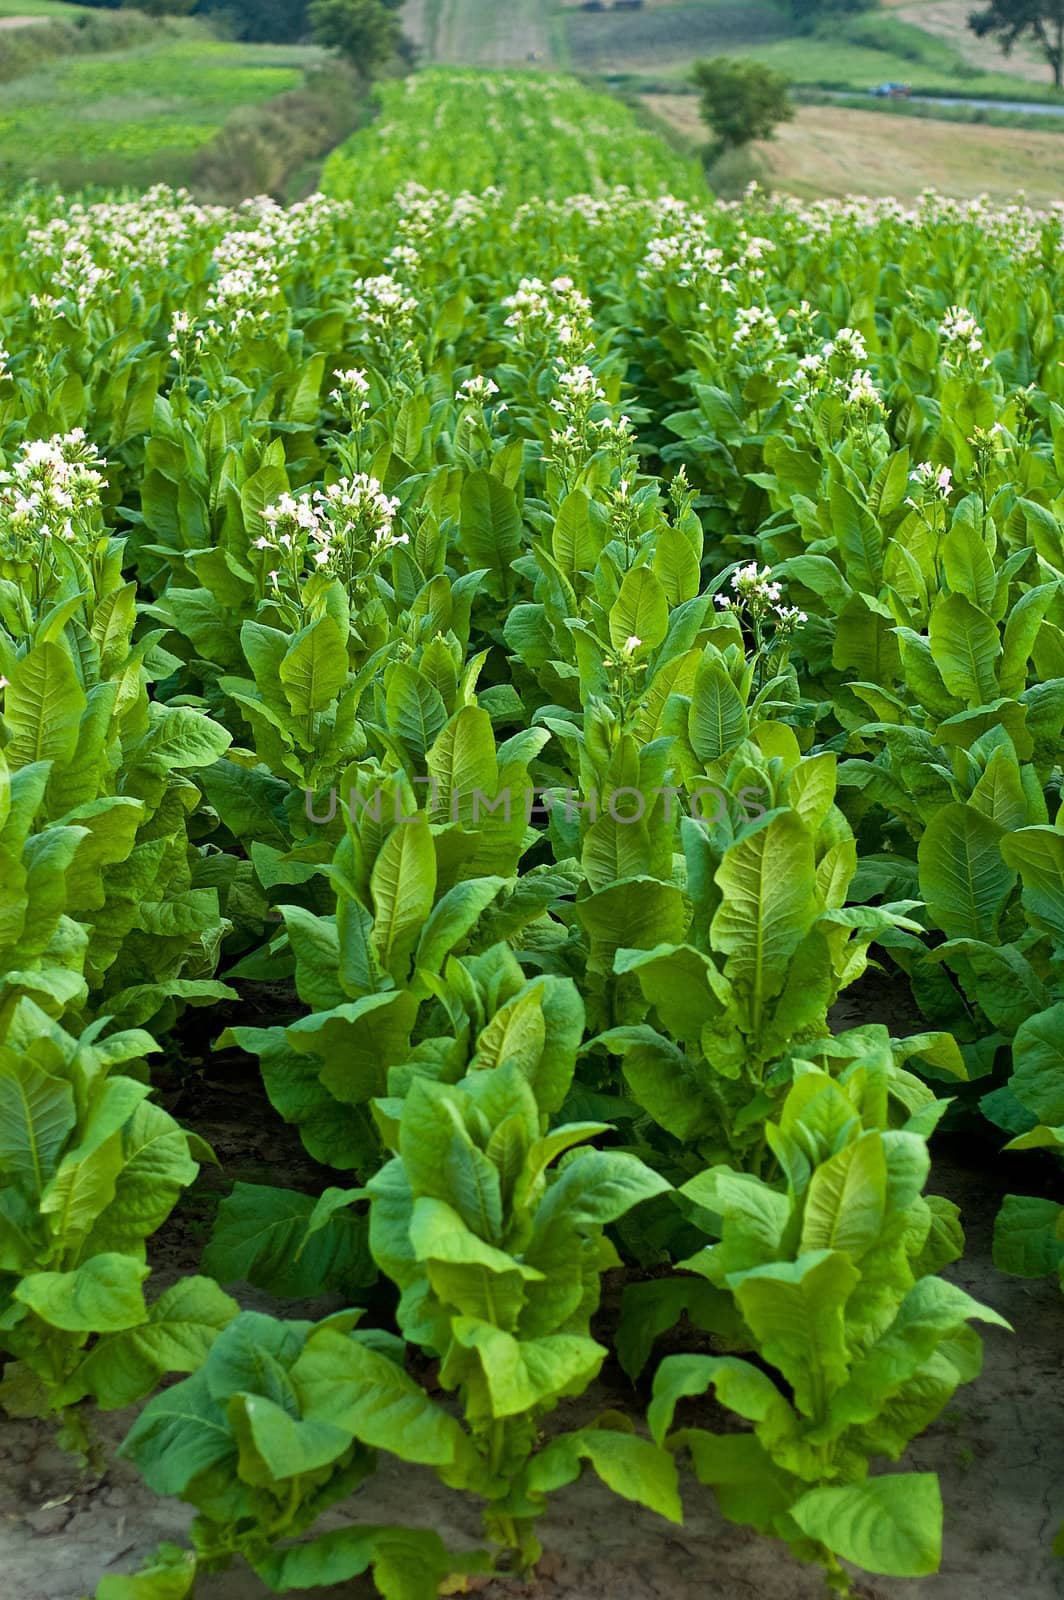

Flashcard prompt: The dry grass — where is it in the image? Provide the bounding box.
[410,0,554,66]
[643,96,1064,203]
[885,0,1056,87]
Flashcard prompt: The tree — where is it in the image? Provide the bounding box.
[194,0,310,44]
[969,0,1064,89]
[692,57,794,156]
[790,0,875,27]
[307,0,405,81]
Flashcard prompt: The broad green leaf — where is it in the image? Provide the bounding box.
[688,655,748,762]
[118,1368,234,1496]
[370,817,437,979]
[4,640,85,768]
[609,565,669,652]
[791,1473,942,1577]
[711,813,819,1021]
[16,1253,148,1333]
[928,593,1000,705]
[280,615,348,717]
[95,1544,197,1600]
[203,1182,374,1298]
[918,802,1014,941]
[731,1251,859,1421]
[295,1323,474,1471]
[79,1277,238,1408]
[0,1055,75,1194]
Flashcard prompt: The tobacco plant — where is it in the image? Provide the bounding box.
[0,998,231,1453]
[647,1057,1008,1592]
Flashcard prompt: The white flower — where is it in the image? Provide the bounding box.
[458,374,500,403]
[939,305,984,359]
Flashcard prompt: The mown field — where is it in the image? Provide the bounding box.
[646,96,1064,203]
[1,59,1063,1600]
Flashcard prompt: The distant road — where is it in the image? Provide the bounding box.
[916,92,1064,115]
[849,91,1064,117]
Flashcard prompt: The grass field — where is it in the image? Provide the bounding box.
[404,0,556,66]
[645,93,1064,202]
[564,0,788,74]
[0,34,319,187]
[563,0,1062,99]
[886,0,1056,87]
[0,1,86,15]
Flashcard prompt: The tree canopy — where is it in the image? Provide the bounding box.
[969,0,1064,88]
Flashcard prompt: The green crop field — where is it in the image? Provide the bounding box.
[0,34,319,186]
[2,31,1064,1600]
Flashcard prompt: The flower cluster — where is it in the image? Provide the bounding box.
[546,362,635,487]
[843,368,886,421]
[330,367,372,423]
[716,562,807,642]
[731,304,783,353]
[255,477,405,598]
[501,274,592,352]
[822,326,868,366]
[351,274,418,338]
[939,305,985,363]
[907,461,953,501]
[0,429,106,553]
[642,230,724,286]
[458,374,500,405]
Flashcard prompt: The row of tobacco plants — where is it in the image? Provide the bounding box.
[0,67,1062,1600]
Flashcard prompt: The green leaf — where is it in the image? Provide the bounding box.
[448,1320,605,1418]
[415,876,506,973]
[79,1277,238,1409]
[791,1473,942,1577]
[0,1055,75,1194]
[711,812,819,1022]
[255,1525,488,1598]
[140,706,232,770]
[533,1149,670,1233]
[4,640,85,768]
[279,615,348,716]
[528,1428,682,1523]
[16,1253,148,1333]
[295,1323,473,1471]
[609,566,669,652]
[731,1251,859,1421]
[203,1182,374,1298]
[688,655,749,762]
[799,1132,887,1259]
[459,470,523,601]
[928,593,1000,704]
[918,802,1014,941]
[95,1544,197,1600]
[118,1368,234,1496]
[993,1193,1064,1278]
[385,662,448,758]
[1009,1003,1064,1126]
[371,816,437,979]
[228,1391,353,1483]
